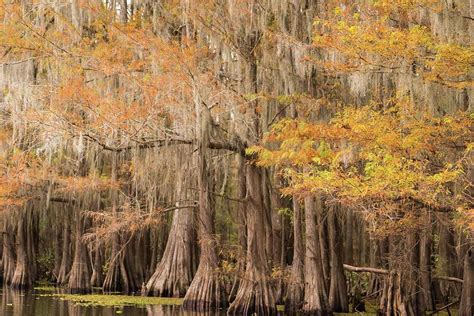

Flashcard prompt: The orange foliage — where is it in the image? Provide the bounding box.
[251,99,473,232]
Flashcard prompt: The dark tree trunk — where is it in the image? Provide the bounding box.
[345,209,354,265]
[103,234,133,293]
[439,221,458,277]
[379,271,414,316]
[147,229,158,279]
[438,219,461,299]
[227,164,276,315]
[379,234,425,315]
[302,195,331,315]
[368,237,387,297]
[124,239,141,292]
[328,205,349,312]
[27,207,38,282]
[285,198,305,314]
[146,195,196,297]
[262,171,274,270]
[353,218,362,266]
[2,218,16,286]
[57,210,71,286]
[319,206,330,291]
[133,235,147,289]
[67,209,91,294]
[418,225,435,311]
[270,185,284,303]
[11,208,32,290]
[228,155,247,303]
[183,91,227,311]
[90,240,103,287]
[459,247,474,316]
[53,217,62,282]
[104,236,141,294]
[103,153,135,293]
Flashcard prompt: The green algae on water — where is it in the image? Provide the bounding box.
[47,294,183,307]
[33,286,59,292]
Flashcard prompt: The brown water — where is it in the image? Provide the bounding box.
[0,289,383,315]
[0,288,227,316]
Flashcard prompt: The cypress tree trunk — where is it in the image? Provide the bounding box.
[131,235,146,290]
[270,187,284,303]
[228,155,247,303]
[124,239,141,292]
[57,209,71,286]
[262,172,274,271]
[353,218,362,266]
[285,198,305,314]
[27,206,38,283]
[459,247,474,316]
[302,196,331,315]
[53,216,62,283]
[2,218,16,286]
[368,238,387,298]
[103,154,135,293]
[67,209,91,294]
[345,210,354,265]
[227,164,276,314]
[319,206,330,291]
[182,85,227,311]
[90,240,103,287]
[103,235,132,293]
[328,205,349,312]
[379,234,425,315]
[418,224,435,312]
[438,220,461,299]
[146,188,196,297]
[11,208,32,290]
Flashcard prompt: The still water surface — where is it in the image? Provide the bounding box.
[0,288,228,316]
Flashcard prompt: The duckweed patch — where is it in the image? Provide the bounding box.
[48,294,183,307]
[33,286,58,292]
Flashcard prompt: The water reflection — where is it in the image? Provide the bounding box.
[0,288,227,316]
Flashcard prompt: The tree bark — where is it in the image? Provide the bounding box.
[227,164,276,315]
[90,240,103,287]
[182,85,227,311]
[368,237,387,298]
[345,209,354,265]
[302,195,331,315]
[438,219,461,299]
[328,205,349,312]
[285,197,305,314]
[419,226,435,312]
[57,209,72,286]
[103,234,134,293]
[319,206,331,290]
[67,209,91,294]
[270,185,284,303]
[53,214,62,283]
[2,217,16,286]
[459,247,474,316]
[379,234,425,315]
[11,208,33,290]
[145,191,196,297]
[102,153,136,293]
[228,155,247,303]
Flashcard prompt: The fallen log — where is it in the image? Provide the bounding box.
[343,264,463,283]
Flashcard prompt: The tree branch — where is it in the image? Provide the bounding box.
[84,133,246,155]
[343,264,389,275]
[343,264,463,284]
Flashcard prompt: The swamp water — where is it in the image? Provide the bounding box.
[0,288,227,316]
[0,288,383,315]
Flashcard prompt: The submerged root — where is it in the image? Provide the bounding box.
[182,262,227,312]
[227,268,276,315]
